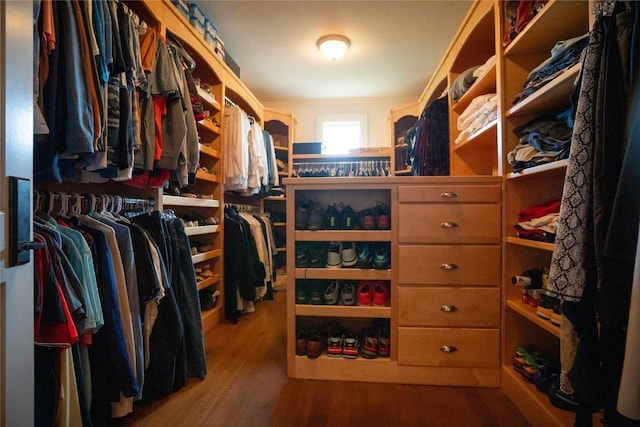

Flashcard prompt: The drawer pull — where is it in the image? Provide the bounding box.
[439,221,458,228]
[440,305,458,313]
[440,263,459,270]
[440,345,458,353]
[440,192,459,199]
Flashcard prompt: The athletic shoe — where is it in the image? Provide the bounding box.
[359,327,379,359]
[376,319,391,357]
[375,202,390,229]
[536,293,555,320]
[296,243,310,267]
[372,281,389,307]
[355,243,372,269]
[340,282,356,305]
[547,375,580,412]
[372,243,390,269]
[357,281,372,306]
[310,291,323,305]
[358,208,376,230]
[295,199,313,229]
[326,242,342,268]
[325,204,340,230]
[324,280,340,305]
[342,332,359,358]
[307,203,325,230]
[308,243,326,268]
[341,242,357,267]
[340,204,358,230]
[327,330,343,357]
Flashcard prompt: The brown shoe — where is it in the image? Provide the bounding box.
[296,331,308,356]
[306,332,324,359]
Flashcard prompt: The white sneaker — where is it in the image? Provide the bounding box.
[326,242,342,268]
[341,242,357,267]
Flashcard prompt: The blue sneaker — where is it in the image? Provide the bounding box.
[372,243,390,269]
[355,243,372,269]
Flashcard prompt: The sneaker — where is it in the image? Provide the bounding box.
[355,243,372,269]
[324,280,340,305]
[536,293,555,320]
[296,290,308,304]
[342,332,359,359]
[534,362,559,393]
[358,208,376,230]
[375,202,390,229]
[357,281,372,306]
[310,291,323,305]
[372,243,390,269]
[295,199,313,229]
[308,243,326,268]
[377,320,391,357]
[340,282,356,306]
[547,375,580,412]
[360,327,379,359]
[326,242,342,268]
[340,204,358,230]
[372,281,389,307]
[327,330,343,357]
[325,204,340,230]
[341,242,357,267]
[307,203,325,230]
[296,243,310,267]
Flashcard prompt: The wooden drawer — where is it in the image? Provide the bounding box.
[398,245,500,286]
[398,287,500,327]
[398,184,501,203]
[397,327,500,368]
[398,204,500,244]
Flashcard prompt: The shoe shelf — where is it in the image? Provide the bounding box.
[185,224,219,236]
[295,230,391,242]
[294,267,391,281]
[195,170,220,184]
[199,143,222,160]
[197,273,221,291]
[506,299,560,338]
[196,86,221,112]
[192,248,221,264]
[197,118,221,136]
[162,195,220,208]
[296,304,391,319]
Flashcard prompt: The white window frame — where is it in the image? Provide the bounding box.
[316,113,367,155]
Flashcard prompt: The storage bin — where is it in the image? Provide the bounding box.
[171,0,190,19]
[189,2,206,25]
[225,51,240,77]
[205,18,217,38]
[293,142,322,155]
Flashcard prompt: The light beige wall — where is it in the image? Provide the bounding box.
[264,96,415,147]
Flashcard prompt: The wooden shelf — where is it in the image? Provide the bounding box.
[196,274,221,291]
[192,248,221,263]
[197,118,221,135]
[293,152,390,161]
[506,63,580,118]
[185,225,219,236]
[502,366,576,427]
[276,247,287,253]
[452,64,497,115]
[453,119,498,152]
[295,230,391,242]
[507,159,569,180]
[506,299,560,338]
[274,146,289,153]
[196,86,221,112]
[296,304,391,318]
[199,143,221,159]
[264,196,286,201]
[503,0,589,58]
[201,305,222,334]
[195,170,220,183]
[294,267,391,281]
[395,168,413,176]
[162,195,220,207]
[506,237,555,252]
[273,222,286,227]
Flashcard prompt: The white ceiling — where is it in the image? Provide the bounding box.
[194,1,473,103]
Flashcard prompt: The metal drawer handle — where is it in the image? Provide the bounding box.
[440,221,458,228]
[440,345,458,353]
[440,263,459,270]
[440,192,459,199]
[440,305,458,313]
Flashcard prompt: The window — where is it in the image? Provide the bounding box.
[317,114,367,155]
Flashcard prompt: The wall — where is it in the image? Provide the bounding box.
[265,96,415,146]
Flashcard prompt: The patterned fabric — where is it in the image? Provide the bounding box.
[548,20,605,302]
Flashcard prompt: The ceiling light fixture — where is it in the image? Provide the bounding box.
[317,35,350,61]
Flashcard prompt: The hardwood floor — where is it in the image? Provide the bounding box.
[116,281,531,427]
